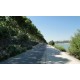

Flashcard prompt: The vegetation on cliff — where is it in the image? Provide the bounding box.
[0,16,46,61]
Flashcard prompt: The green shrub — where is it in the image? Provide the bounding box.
[6,45,27,57]
[0,45,27,61]
[31,41,38,46]
[17,33,29,42]
[9,27,18,36]
[49,40,55,46]
[27,46,32,50]
[0,50,10,61]
[0,26,10,39]
[0,26,18,40]
[54,45,66,52]
[69,30,80,59]
[6,45,20,56]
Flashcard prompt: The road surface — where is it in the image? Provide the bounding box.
[0,43,80,64]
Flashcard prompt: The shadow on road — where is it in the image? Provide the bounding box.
[45,46,70,64]
[0,44,70,64]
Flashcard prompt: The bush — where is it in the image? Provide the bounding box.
[54,45,66,52]
[69,30,80,59]
[0,45,26,61]
[0,50,10,61]
[6,45,27,57]
[31,41,38,46]
[27,46,32,50]
[0,44,32,61]
[17,33,29,42]
[6,45,21,56]
[0,26,10,39]
[0,26,18,40]
[49,40,55,46]
[9,27,18,36]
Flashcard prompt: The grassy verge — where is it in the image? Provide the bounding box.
[54,45,66,52]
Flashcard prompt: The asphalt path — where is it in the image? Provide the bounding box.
[0,44,80,64]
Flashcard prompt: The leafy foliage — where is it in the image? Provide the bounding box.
[0,16,46,61]
[17,33,29,42]
[0,26,10,39]
[49,40,55,46]
[69,30,80,59]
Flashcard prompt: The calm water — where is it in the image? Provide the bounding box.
[56,43,70,51]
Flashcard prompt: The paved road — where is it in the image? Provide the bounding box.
[0,44,80,64]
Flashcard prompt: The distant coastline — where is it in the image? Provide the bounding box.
[55,43,70,51]
[55,40,70,43]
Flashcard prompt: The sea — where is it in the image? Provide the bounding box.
[56,43,70,51]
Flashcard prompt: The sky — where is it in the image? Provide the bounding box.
[27,16,80,42]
